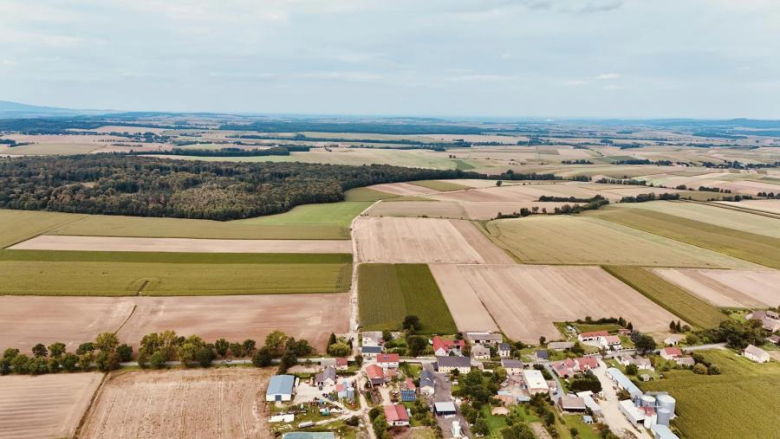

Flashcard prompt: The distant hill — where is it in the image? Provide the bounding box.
[0,100,114,118]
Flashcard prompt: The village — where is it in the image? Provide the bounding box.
[264,308,780,439]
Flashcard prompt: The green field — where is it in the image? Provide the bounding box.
[409,180,471,192]
[237,201,370,227]
[358,263,457,334]
[603,266,727,329]
[484,216,753,268]
[0,209,85,248]
[592,206,780,269]
[343,187,396,202]
[0,250,351,296]
[641,350,780,439]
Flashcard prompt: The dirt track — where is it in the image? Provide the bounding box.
[79,368,273,439]
[353,217,514,264]
[0,373,103,439]
[11,235,352,253]
[653,268,780,308]
[431,265,680,343]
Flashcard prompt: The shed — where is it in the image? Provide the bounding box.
[266,375,295,402]
[434,401,457,415]
[606,367,642,399]
[559,395,587,412]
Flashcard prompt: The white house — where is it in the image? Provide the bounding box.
[660,347,682,361]
[436,356,472,374]
[384,405,410,427]
[501,359,524,375]
[376,353,400,370]
[498,343,512,358]
[522,370,549,395]
[663,335,684,346]
[744,344,770,363]
[578,331,609,343]
[599,335,622,350]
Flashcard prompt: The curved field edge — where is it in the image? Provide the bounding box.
[358,263,458,334]
[602,265,727,329]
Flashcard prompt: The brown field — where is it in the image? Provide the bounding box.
[367,199,578,220]
[0,373,103,439]
[652,268,780,308]
[369,182,439,196]
[11,235,352,254]
[353,217,514,264]
[431,264,681,343]
[0,294,348,352]
[717,199,780,215]
[0,296,134,352]
[91,125,168,134]
[428,264,499,333]
[116,294,349,351]
[80,368,273,439]
[430,182,635,203]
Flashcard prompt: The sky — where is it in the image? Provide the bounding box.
[1,0,779,119]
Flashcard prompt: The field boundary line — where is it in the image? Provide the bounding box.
[470,220,524,264]
[1,213,87,249]
[73,371,109,439]
[684,199,780,220]
[113,304,137,335]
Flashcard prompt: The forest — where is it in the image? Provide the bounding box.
[0,155,484,220]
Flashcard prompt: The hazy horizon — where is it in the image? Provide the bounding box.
[1,0,779,119]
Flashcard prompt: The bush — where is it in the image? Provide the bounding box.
[252,348,273,367]
[693,363,708,374]
[149,352,166,369]
[626,364,638,375]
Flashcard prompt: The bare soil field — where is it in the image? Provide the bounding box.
[117,294,350,351]
[0,373,103,439]
[652,268,780,308]
[430,182,630,203]
[11,235,352,254]
[353,217,514,264]
[0,296,134,352]
[80,368,273,439]
[369,182,440,196]
[431,265,680,343]
[367,201,468,219]
[428,264,499,333]
[717,199,780,215]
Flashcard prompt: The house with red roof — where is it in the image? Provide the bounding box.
[376,353,400,370]
[384,404,410,427]
[578,331,609,343]
[598,335,622,350]
[660,347,682,360]
[551,357,601,378]
[335,357,349,371]
[366,364,385,387]
[432,336,465,357]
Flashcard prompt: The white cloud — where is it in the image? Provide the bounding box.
[597,73,621,80]
[565,79,588,86]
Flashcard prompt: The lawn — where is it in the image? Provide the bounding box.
[358,263,458,334]
[409,180,471,192]
[641,349,780,439]
[603,266,727,329]
[592,207,780,269]
[0,251,351,296]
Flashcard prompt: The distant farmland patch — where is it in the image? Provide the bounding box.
[652,268,780,309]
[409,179,471,192]
[358,263,457,334]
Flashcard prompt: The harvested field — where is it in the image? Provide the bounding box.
[117,294,348,351]
[486,216,755,268]
[353,217,513,264]
[0,373,103,439]
[344,187,397,202]
[652,268,780,308]
[409,180,471,192]
[0,296,134,351]
[430,265,680,343]
[80,368,274,439]
[367,201,468,219]
[428,264,499,333]
[11,235,352,254]
[369,182,439,196]
[717,199,780,215]
[358,264,457,334]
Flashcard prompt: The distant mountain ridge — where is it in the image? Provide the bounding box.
[0,100,114,118]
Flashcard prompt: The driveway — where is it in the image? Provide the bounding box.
[433,372,470,438]
[591,363,651,439]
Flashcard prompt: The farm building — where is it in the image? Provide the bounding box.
[465,331,503,346]
[366,364,386,387]
[578,330,609,343]
[606,368,643,399]
[501,359,524,375]
[674,356,695,367]
[599,335,622,350]
[663,335,684,346]
[266,375,295,402]
[432,336,465,356]
[315,367,337,387]
[651,424,680,439]
[434,401,457,416]
[659,347,682,361]
[376,353,400,369]
[575,391,602,416]
[436,355,472,374]
[551,357,599,378]
[548,341,575,351]
[522,370,549,395]
[282,433,336,439]
[558,395,587,412]
[617,355,653,370]
[361,345,383,359]
[744,344,770,363]
[498,343,511,358]
[747,310,780,332]
[471,344,490,360]
[384,405,410,427]
[419,369,435,395]
[618,399,646,427]
[336,380,355,400]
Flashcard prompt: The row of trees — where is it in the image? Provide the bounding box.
[495,197,609,219]
[620,192,680,203]
[128,146,308,157]
[1,333,131,375]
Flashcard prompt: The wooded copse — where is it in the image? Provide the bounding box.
[0,155,485,220]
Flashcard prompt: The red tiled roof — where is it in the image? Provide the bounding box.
[577,357,599,370]
[366,364,385,380]
[336,358,348,366]
[662,347,682,357]
[377,353,399,363]
[405,378,416,390]
[384,405,409,422]
[433,336,465,353]
[580,331,609,338]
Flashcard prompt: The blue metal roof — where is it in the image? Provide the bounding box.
[267,374,295,396]
[606,367,642,397]
[361,346,383,354]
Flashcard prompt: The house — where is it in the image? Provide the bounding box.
[606,368,643,399]
[335,357,349,371]
[384,405,410,427]
[618,328,633,336]
[558,395,587,412]
[522,370,549,395]
[366,364,386,387]
[617,355,653,370]
[747,310,780,332]
[315,366,337,387]
[498,343,512,358]
[266,375,295,402]
[548,341,575,351]
[432,336,465,356]
[769,334,780,345]
[362,331,384,347]
[551,357,600,378]
[744,344,770,363]
[675,356,695,367]
[534,350,549,361]
[465,331,503,346]
[471,344,491,360]
[401,378,417,402]
[660,347,682,361]
[599,335,622,350]
[377,353,400,369]
[651,424,680,439]
[578,331,609,343]
[501,359,524,375]
[663,335,684,346]
[282,433,336,439]
[419,369,435,395]
[434,401,457,416]
[361,345,383,359]
[436,355,472,374]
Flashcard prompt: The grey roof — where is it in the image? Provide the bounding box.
[420,374,435,388]
[650,425,679,439]
[267,375,295,396]
[606,368,642,397]
[466,332,503,341]
[315,366,337,383]
[501,359,524,369]
[535,350,549,359]
[283,433,336,439]
[434,401,457,413]
[560,396,586,410]
[436,355,472,368]
[361,345,383,354]
[498,343,511,351]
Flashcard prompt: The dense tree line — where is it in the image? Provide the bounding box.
[538,195,606,203]
[128,146,308,157]
[0,155,486,220]
[596,177,646,186]
[619,193,680,203]
[229,133,470,149]
[561,159,593,165]
[219,120,486,135]
[611,159,674,166]
[701,160,780,169]
[1,333,131,375]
